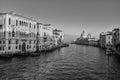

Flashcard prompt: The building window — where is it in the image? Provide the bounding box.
[31,33,32,38]
[16,46,18,49]
[44,38,47,42]
[25,22,27,26]
[16,20,18,26]
[23,21,25,26]
[16,40,18,44]
[4,18,6,24]
[8,46,11,50]
[0,47,1,50]
[8,31,11,37]
[29,45,31,48]
[0,25,3,29]
[39,46,41,49]
[60,36,62,38]
[3,41,5,44]
[27,45,29,49]
[9,40,11,44]
[30,23,31,28]
[19,21,21,25]
[29,33,31,38]
[19,45,21,50]
[9,18,11,25]
[34,25,35,29]
[29,40,31,44]
[34,34,35,38]
[3,47,4,50]
[12,30,15,37]
[0,41,1,44]
[22,21,24,26]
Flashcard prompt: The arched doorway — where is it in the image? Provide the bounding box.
[22,42,26,52]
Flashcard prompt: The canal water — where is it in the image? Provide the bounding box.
[0,44,120,80]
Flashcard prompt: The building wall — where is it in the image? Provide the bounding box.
[0,12,37,54]
[0,14,7,54]
[43,25,54,49]
[105,35,112,45]
[88,38,98,46]
[0,12,64,54]
[99,34,105,48]
[37,23,44,50]
[99,32,112,48]
[112,28,120,50]
[53,29,64,46]
[37,23,54,50]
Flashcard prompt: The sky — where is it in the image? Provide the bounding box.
[1,0,120,38]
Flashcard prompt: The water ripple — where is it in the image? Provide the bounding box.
[0,44,120,80]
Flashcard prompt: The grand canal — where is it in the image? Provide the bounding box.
[0,44,120,80]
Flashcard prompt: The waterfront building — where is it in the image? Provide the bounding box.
[0,12,37,54]
[99,32,105,48]
[99,32,112,48]
[75,31,98,46]
[0,11,64,55]
[36,23,43,51]
[41,24,54,49]
[80,30,87,39]
[75,31,89,45]
[37,23,55,51]
[53,29,64,46]
[112,28,120,50]
[87,33,92,39]
[88,38,98,46]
